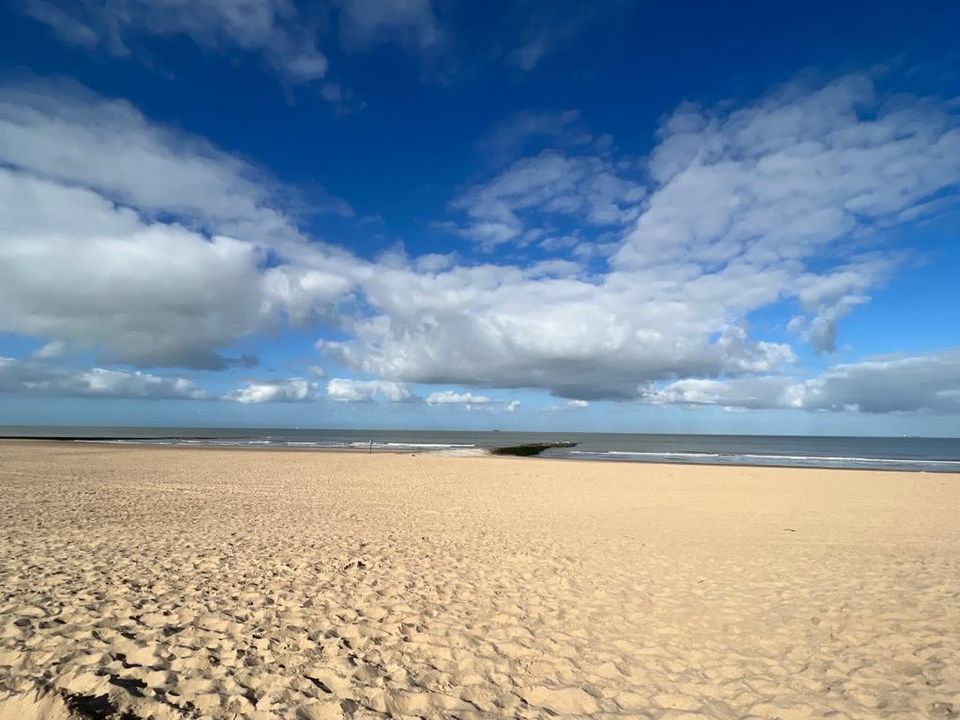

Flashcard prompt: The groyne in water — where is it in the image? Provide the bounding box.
[489,441,577,457]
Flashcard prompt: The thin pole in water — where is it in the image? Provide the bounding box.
[369,439,373,454]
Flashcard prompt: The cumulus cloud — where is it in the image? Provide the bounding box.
[787,256,897,352]
[644,351,960,414]
[23,0,328,82]
[335,0,441,52]
[21,0,451,91]
[0,78,332,239]
[426,390,492,405]
[425,390,519,411]
[615,73,960,277]
[326,378,413,402]
[449,150,644,250]
[0,357,206,399]
[643,376,795,410]
[790,352,960,413]
[0,79,357,368]
[326,73,960,400]
[224,378,319,403]
[325,262,802,400]
[615,72,960,349]
[4,72,960,412]
[0,171,270,369]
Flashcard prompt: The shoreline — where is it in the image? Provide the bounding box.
[2,437,959,474]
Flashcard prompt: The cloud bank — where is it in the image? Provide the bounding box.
[24,0,329,82]
[326,378,413,403]
[21,0,444,95]
[0,78,354,369]
[2,72,960,414]
[0,357,205,399]
[328,74,960,400]
[223,378,320,403]
[645,352,960,414]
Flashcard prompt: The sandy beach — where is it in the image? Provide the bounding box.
[0,442,958,720]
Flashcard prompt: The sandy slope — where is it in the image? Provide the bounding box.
[0,442,958,720]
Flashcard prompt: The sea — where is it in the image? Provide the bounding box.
[2,426,960,473]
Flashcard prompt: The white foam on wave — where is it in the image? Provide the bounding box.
[432,447,490,457]
[569,450,960,468]
[348,441,476,450]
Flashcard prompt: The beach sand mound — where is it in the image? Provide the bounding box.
[0,442,958,719]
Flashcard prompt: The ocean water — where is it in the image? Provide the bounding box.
[3,426,960,472]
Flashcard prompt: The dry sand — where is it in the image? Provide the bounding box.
[0,442,958,720]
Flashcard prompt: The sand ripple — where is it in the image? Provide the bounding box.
[1,443,958,719]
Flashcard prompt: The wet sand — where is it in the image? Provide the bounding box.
[0,441,958,719]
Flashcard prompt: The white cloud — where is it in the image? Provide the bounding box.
[0,79,358,368]
[478,109,593,165]
[426,390,492,405]
[616,75,960,275]
[544,398,590,412]
[326,378,413,402]
[449,150,644,250]
[260,266,356,325]
[644,351,960,414]
[224,378,319,403]
[503,2,615,72]
[0,170,271,368]
[325,261,801,399]
[336,0,441,52]
[21,0,452,94]
[23,0,328,82]
[0,78,334,240]
[787,255,897,352]
[506,37,557,72]
[32,340,66,359]
[326,73,960,400]
[643,376,794,410]
[790,352,960,413]
[4,72,960,414]
[425,390,524,412]
[0,357,205,399]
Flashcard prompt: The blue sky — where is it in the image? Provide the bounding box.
[1,0,959,435]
